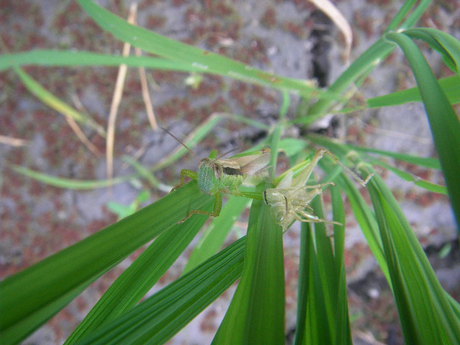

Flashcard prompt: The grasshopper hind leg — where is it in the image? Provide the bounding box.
[295,209,342,226]
[178,192,222,223]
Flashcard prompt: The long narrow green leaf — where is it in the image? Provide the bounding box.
[269,91,290,178]
[385,0,418,32]
[293,223,311,345]
[278,138,308,160]
[301,191,351,345]
[219,112,270,130]
[0,182,212,344]
[306,196,338,344]
[367,173,460,344]
[386,32,460,227]
[311,136,460,318]
[11,165,135,189]
[304,222,330,345]
[122,156,171,192]
[403,28,460,72]
[14,67,105,136]
[310,134,446,194]
[77,237,246,345]
[65,210,211,344]
[1,279,94,345]
[308,137,390,280]
[343,142,441,169]
[185,195,249,273]
[370,158,447,194]
[368,75,460,108]
[213,196,285,345]
[397,0,432,30]
[337,173,388,278]
[0,50,201,72]
[331,186,353,345]
[77,0,325,98]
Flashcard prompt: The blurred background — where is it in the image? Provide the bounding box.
[0,0,458,344]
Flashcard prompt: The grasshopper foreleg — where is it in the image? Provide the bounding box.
[172,169,198,192]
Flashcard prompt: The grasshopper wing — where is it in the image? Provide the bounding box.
[232,148,271,176]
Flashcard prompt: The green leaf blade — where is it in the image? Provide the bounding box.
[331,186,353,345]
[343,143,441,169]
[185,194,249,273]
[77,0,322,97]
[14,67,105,136]
[11,165,135,189]
[213,197,285,345]
[368,75,460,108]
[368,174,460,345]
[386,32,460,228]
[0,50,201,72]
[297,191,352,345]
[404,28,460,73]
[65,210,211,344]
[77,237,246,345]
[0,182,212,344]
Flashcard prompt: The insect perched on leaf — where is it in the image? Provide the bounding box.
[163,126,271,222]
[264,148,371,230]
[264,182,339,231]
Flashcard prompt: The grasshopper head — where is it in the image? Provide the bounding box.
[198,158,220,194]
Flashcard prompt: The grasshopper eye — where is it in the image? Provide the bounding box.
[222,167,243,176]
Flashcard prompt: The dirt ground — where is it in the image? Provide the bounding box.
[0,1,459,344]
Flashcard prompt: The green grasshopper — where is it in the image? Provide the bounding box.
[264,148,371,230]
[173,147,271,222]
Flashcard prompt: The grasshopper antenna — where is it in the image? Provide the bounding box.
[218,146,240,159]
[160,126,194,154]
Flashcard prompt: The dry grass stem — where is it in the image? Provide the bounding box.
[135,46,158,131]
[0,135,28,147]
[309,0,352,63]
[106,2,138,180]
